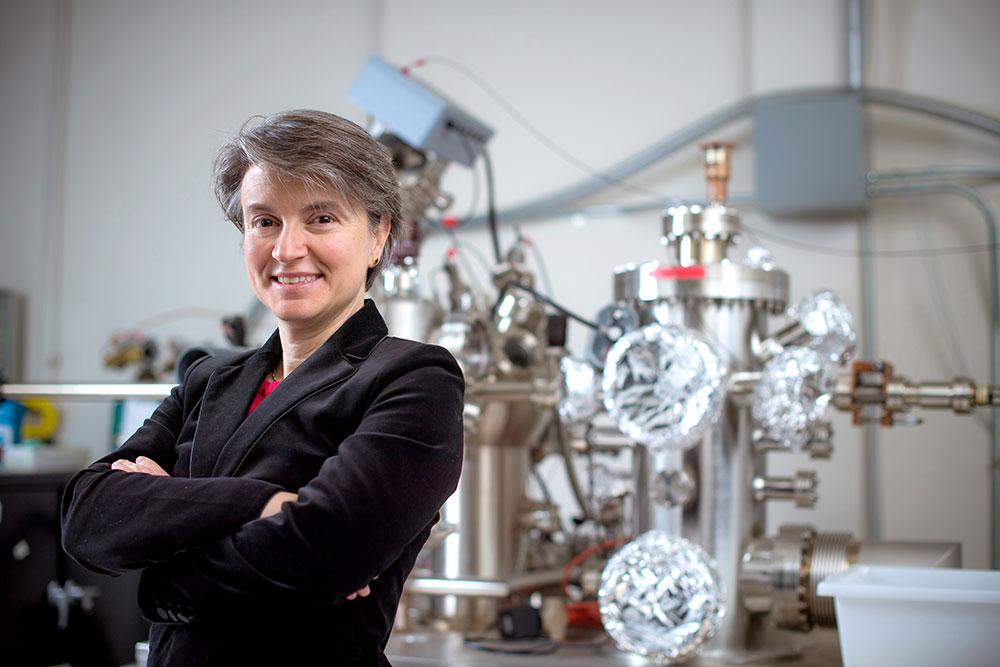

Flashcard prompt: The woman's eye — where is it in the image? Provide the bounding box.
[250,218,275,230]
[315,215,335,224]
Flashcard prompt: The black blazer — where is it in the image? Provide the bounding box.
[61,301,464,666]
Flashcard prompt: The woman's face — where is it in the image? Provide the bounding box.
[241,165,388,336]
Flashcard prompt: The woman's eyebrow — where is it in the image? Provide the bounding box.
[244,202,273,214]
[302,199,349,214]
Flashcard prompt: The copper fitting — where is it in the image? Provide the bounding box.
[701,141,736,205]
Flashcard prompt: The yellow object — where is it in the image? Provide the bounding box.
[20,399,60,441]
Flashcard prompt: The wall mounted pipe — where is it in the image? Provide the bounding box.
[446,87,1000,229]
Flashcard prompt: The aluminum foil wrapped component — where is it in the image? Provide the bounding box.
[752,347,833,449]
[599,530,725,663]
[558,356,601,424]
[790,289,857,363]
[602,324,727,451]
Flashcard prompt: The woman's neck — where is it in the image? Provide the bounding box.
[275,300,364,379]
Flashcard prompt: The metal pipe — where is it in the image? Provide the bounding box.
[406,578,509,598]
[554,419,594,522]
[868,180,1000,568]
[846,0,864,91]
[465,380,557,405]
[406,568,565,598]
[870,166,1000,182]
[1,383,173,401]
[858,209,881,540]
[444,87,1000,229]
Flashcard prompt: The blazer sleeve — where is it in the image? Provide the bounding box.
[136,347,464,622]
[61,359,285,575]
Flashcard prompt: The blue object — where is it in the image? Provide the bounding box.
[0,400,25,446]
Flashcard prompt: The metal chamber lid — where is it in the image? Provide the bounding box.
[613,260,790,307]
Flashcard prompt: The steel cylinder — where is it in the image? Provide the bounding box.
[616,254,788,655]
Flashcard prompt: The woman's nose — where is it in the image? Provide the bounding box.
[272,223,308,262]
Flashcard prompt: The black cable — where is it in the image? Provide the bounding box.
[497,280,601,331]
[463,631,610,655]
[482,146,502,264]
[463,636,560,656]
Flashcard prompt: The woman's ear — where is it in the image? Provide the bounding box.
[374,214,391,255]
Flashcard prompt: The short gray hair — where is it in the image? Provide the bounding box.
[214,109,404,290]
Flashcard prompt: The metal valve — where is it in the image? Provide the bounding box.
[832,359,998,425]
[752,471,818,508]
[47,579,100,630]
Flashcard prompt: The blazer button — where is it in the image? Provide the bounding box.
[157,607,168,620]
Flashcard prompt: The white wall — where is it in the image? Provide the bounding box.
[2,0,998,568]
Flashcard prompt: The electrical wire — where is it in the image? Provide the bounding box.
[405,56,676,205]
[408,57,1000,261]
[740,220,1000,258]
[514,226,556,298]
[123,307,231,332]
[498,280,601,331]
[462,636,560,656]
[910,204,973,380]
[440,226,489,296]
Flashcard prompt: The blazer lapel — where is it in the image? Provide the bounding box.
[188,334,279,478]
[207,300,389,478]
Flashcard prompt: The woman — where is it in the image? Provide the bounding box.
[61,110,465,666]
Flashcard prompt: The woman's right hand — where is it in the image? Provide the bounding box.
[259,491,298,518]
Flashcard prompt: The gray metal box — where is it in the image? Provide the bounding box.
[348,56,493,167]
[753,92,867,218]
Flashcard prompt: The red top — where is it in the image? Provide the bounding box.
[248,378,281,415]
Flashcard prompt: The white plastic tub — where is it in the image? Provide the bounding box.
[817,565,1000,667]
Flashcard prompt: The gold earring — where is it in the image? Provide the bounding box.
[371,256,379,267]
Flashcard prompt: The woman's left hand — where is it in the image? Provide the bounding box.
[346,575,378,601]
[110,456,170,476]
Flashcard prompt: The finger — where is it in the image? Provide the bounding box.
[357,585,371,598]
[111,460,138,473]
[346,592,357,600]
[135,457,168,476]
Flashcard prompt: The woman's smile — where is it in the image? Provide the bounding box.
[273,273,322,286]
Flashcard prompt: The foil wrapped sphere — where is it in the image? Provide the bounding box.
[752,346,833,449]
[599,530,725,663]
[602,324,727,451]
[790,290,857,363]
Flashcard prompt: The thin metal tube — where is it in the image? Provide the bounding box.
[868,180,1000,568]
[870,166,1000,183]
[1,383,173,400]
[406,568,565,598]
[555,419,594,521]
[846,0,864,91]
[858,210,881,540]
